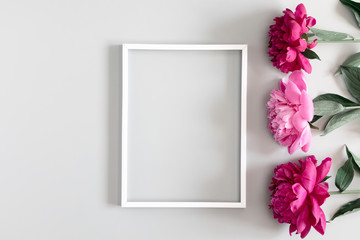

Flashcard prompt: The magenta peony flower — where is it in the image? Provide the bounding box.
[269,156,331,238]
[267,70,314,154]
[268,3,317,73]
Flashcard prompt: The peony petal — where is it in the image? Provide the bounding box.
[298,53,312,73]
[286,47,297,62]
[308,39,317,49]
[301,142,311,153]
[287,20,302,41]
[316,157,332,184]
[295,3,307,20]
[312,183,330,206]
[289,162,301,172]
[301,158,316,192]
[300,225,311,239]
[300,126,311,152]
[288,137,300,154]
[299,91,314,121]
[286,59,301,72]
[298,18,308,34]
[284,8,295,20]
[310,196,321,225]
[306,155,317,165]
[291,111,307,132]
[289,224,297,236]
[293,38,308,52]
[290,183,307,213]
[297,204,310,233]
[313,210,326,235]
[307,17,316,28]
[288,70,307,92]
[280,77,287,92]
[285,80,302,104]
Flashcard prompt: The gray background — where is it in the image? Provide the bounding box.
[1,0,360,239]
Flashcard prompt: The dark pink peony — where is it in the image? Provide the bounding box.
[269,156,331,238]
[268,3,317,73]
[267,70,314,154]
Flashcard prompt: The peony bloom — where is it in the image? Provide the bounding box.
[269,156,331,238]
[267,70,314,154]
[268,3,317,73]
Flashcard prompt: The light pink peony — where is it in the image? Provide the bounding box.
[268,3,317,73]
[269,156,331,238]
[267,70,314,154]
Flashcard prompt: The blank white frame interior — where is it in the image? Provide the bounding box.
[121,44,247,208]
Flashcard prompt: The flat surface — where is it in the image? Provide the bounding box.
[1,0,360,239]
[127,49,241,202]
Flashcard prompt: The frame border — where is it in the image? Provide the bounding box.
[121,44,247,208]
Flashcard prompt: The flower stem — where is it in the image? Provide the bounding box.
[345,106,360,110]
[317,39,360,43]
[329,190,360,195]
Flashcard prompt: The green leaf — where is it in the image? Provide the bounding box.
[301,33,309,42]
[323,109,360,135]
[309,122,319,130]
[335,158,354,192]
[340,0,360,28]
[321,175,331,183]
[306,33,315,38]
[314,100,345,116]
[346,145,360,174]
[331,198,360,221]
[339,66,360,102]
[310,27,354,41]
[301,48,321,60]
[313,93,359,107]
[342,52,360,67]
[352,158,360,174]
[336,52,360,75]
[350,8,360,28]
[311,115,322,123]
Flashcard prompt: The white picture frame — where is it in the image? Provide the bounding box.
[121,44,247,208]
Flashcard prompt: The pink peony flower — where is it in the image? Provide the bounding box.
[268,3,317,73]
[267,70,314,154]
[269,156,331,238]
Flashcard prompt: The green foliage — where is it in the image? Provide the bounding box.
[331,198,360,221]
[346,145,360,174]
[323,109,360,135]
[313,63,360,135]
[313,93,359,107]
[331,147,360,220]
[340,0,360,28]
[321,176,331,183]
[310,27,354,41]
[313,100,344,116]
[336,52,360,75]
[301,48,321,60]
[340,66,360,102]
[335,157,354,191]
